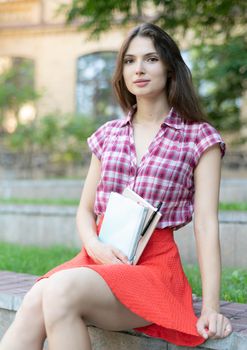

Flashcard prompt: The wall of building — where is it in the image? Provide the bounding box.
[0,0,245,152]
[0,0,128,117]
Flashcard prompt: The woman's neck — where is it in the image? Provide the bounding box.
[133,96,170,125]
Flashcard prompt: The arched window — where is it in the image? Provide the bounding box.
[76,51,122,121]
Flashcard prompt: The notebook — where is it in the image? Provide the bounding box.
[98,189,162,264]
[98,192,148,263]
[122,188,162,264]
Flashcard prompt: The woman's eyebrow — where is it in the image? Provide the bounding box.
[124,52,158,57]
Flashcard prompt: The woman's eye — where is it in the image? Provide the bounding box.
[147,57,159,62]
[123,58,133,64]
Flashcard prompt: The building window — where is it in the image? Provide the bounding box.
[76,51,122,121]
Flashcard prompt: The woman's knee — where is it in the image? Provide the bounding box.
[15,279,47,324]
[42,269,99,327]
[42,271,80,327]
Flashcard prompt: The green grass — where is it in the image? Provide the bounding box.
[219,202,247,211]
[1,198,247,211]
[0,198,79,206]
[0,242,246,303]
[184,265,247,303]
[0,242,79,276]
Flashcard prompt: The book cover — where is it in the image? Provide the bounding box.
[98,192,148,262]
[122,188,162,264]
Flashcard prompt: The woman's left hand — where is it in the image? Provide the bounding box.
[196,307,232,340]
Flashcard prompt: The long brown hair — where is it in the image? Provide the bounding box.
[112,23,206,122]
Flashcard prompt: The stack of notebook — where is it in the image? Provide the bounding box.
[98,188,162,264]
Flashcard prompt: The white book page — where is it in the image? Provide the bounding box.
[122,187,162,264]
[99,192,147,260]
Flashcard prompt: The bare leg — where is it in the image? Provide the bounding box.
[43,268,151,350]
[0,279,48,350]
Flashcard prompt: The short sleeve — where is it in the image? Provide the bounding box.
[87,122,109,160]
[194,122,226,167]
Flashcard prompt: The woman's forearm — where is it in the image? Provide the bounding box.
[76,207,99,249]
[75,154,102,249]
[194,218,221,312]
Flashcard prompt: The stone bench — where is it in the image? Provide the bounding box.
[0,271,246,350]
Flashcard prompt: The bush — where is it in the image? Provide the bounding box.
[2,113,106,176]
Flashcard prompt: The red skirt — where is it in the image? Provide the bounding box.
[39,224,205,347]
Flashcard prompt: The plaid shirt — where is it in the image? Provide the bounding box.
[87,108,225,229]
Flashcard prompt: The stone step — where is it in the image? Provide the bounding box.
[0,271,246,350]
[0,205,246,268]
[1,178,247,202]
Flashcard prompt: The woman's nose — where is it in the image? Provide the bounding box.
[135,60,145,75]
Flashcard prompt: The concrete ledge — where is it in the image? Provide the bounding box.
[0,271,246,350]
[0,204,80,248]
[0,180,84,200]
[1,178,247,202]
[0,205,246,267]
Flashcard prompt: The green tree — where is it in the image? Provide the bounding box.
[0,58,40,132]
[59,0,247,133]
[190,35,247,131]
[60,0,246,40]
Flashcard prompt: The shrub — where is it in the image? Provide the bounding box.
[2,113,106,176]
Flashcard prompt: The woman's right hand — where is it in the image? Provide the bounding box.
[84,236,130,265]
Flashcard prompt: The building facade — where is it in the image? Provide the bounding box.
[0,0,129,121]
[1,0,246,147]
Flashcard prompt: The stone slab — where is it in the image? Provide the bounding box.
[176,219,247,268]
[89,328,168,350]
[220,179,247,202]
[0,180,84,200]
[1,178,247,202]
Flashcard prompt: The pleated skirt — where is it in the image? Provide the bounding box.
[39,222,205,347]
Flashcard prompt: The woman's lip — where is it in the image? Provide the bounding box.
[134,80,150,87]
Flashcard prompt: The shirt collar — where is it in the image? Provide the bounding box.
[162,108,185,130]
[119,109,134,127]
[120,106,184,130]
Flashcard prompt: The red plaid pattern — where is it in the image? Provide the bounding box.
[87,108,225,229]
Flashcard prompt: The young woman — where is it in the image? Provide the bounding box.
[0,23,232,350]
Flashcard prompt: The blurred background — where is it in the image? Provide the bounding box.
[0,0,246,180]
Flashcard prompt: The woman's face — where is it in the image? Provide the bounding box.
[123,36,168,99]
